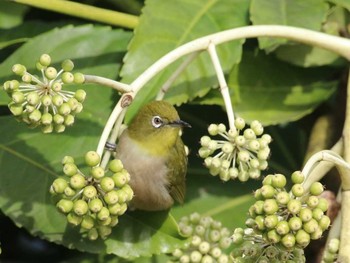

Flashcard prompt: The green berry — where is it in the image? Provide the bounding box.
[275,220,290,235]
[51,178,68,194]
[67,98,78,111]
[41,124,53,133]
[317,197,329,212]
[271,174,286,188]
[62,72,74,83]
[238,150,250,163]
[29,109,42,123]
[257,148,270,160]
[9,103,23,116]
[12,64,26,75]
[83,185,97,199]
[310,182,324,196]
[180,255,190,263]
[55,124,66,133]
[328,238,340,253]
[11,91,25,104]
[39,54,51,66]
[303,218,319,234]
[234,117,245,130]
[306,195,319,208]
[263,199,278,214]
[85,151,100,167]
[296,229,310,247]
[243,128,256,139]
[287,199,302,214]
[52,81,62,92]
[198,241,210,254]
[73,199,89,216]
[281,233,296,248]
[312,207,324,221]
[210,247,222,258]
[267,229,281,243]
[291,171,304,184]
[260,184,275,199]
[63,163,78,176]
[235,135,246,147]
[264,246,278,259]
[58,103,71,116]
[64,186,76,197]
[70,174,86,189]
[81,215,95,230]
[219,237,231,249]
[67,212,82,226]
[56,199,74,214]
[98,225,112,239]
[45,67,58,79]
[291,184,305,197]
[112,172,127,188]
[21,73,32,83]
[299,208,313,222]
[89,198,103,213]
[52,94,64,106]
[264,214,278,229]
[97,207,110,221]
[109,159,124,173]
[61,59,74,72]
[73,72,85,84]
[100,177,115,192]
[319,215,331,231]
[288,216,303,231]
[104,190,119,205]
[41,113,53,125]
[26,91,40,106]
[91,166,105,179]
[64,114,75,126]
[276,191,290,205]
[62,155,74,164]
[74,89,86,102]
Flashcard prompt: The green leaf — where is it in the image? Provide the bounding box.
[0,25,187,259]
[120,0,250,122]
[197,51,339,125]
[250,0,329,51]
[0,21,70,50]
[0,1,29,29]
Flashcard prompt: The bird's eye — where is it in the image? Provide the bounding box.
[151,116,163,128]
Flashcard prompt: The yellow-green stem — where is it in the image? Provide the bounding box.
[12,0,139,29]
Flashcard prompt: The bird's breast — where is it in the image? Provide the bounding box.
[115,132,174,211]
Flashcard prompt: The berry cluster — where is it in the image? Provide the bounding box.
[322,238,339,263]
[50,151,133,240]
[231,172,331,262]
[198,119,271,182]
[2,54,86,133]
[170,213,232,263]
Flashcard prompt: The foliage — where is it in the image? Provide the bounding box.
[1,0,350,262]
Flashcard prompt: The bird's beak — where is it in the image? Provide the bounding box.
[169,119,191,128]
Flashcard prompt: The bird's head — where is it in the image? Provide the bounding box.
[127,100,191,155]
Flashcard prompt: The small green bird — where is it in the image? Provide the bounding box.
[116,100,191,211]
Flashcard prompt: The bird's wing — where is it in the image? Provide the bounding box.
[167,137,187,204]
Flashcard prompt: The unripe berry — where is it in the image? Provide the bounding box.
[195,225,206,236]
[222,142,234,154]
[45,67,57,79]
[243,128,256,140]
[89,198,103,213]
[287,199,302,214]
[97,207,110,221]
[299,208,313,222]
[67,212,82,226]
[319,215,331,231]
[328,238,340,253]
[257,148,270,160]
[288,216,303,231]
[312,207,324,221]
[53,114,64,125]
[70,174,86,190]
[219,237,231,249]
[55,124,66,133]
[39,54,51,66]
[201,255,214,263]
[109,216,119,227]
[73,199,88,216]
[210,247,222,258]
[26,92,40,106]
[238,150,250,163]
[81,215,95,230]
[52,94,64,106]
[109,159,124,173]
[235,135,245,146]
[67,98,79,111]
[91,166,105,179]
[12,64,27,75]
[98,225,112,239]
[207,140,217,151]
[267,229,281,243]
[64,186,76,197]
[253,200,264,214]
[209,229,221,242]
[276,191,290,205]
[217,123,226,133]
[64,114,75,126]
[9,103,23,116]
[317,197,329,212]
[85,151,100,167]
[263,199,278,214]
[265,246,278,258]
[12,91,25,104]
[234,117,245,130]
[291,171,304,184]
[73,73,85,84]
[276,220,290,235]
[61,59,74,71]
[296,229,310,247]
[63,163,78,176]
[41,124,53,133]
[52,82,62,92]
[303,218,319,234]
[83,185,97,199]
[198,241,210,254]
[56,199,73,214]
[255,215,266,230]
[104,190,119,205]
[41,113,53,125]
[231,232,243,244]
[306,195,319,208]
[100,177,115,192]
[248,140,260,151]
[199,147,210,158]
[310,182,324,196]
[260,184,275,199]
[271,174,287,188]
[62,155,74,164]
[29,109,42,123]
[88,228,98,241]
[264,215,278,229]
[191,235,202,247]
[180,255,190,263]
[62,72,74,83]
[281,233,296,248]
[200,136,211,147]
[51,178,68,194]
[112,172,127,188]
[58,103,71,116]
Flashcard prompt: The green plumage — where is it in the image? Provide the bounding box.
[115,101,190,211]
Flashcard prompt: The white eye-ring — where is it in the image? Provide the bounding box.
[151,116,163,128]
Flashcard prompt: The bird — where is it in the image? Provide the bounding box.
[115,100,191,211]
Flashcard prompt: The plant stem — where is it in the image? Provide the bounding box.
[12,0,139,29]
[339,69,350,260]
[84,75,131,93]
[207,42,235,130]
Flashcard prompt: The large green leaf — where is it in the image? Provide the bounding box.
[0,1,29,29]
[120,0,250,122]
[196,51,339,125]
[0,25,187,258]
[250,0,329,51]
